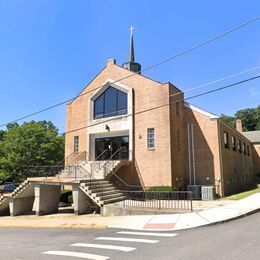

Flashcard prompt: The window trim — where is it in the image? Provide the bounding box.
[231,136,236,151]
[147,128,155,150]
[74,136,79,153]
[224,131,229,149]
[93,86,128,119]
[238,139,242,153]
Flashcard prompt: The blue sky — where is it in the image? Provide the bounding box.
[0,0,259,133]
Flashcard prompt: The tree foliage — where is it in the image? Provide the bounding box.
[221,105,260,131]
[0,121,64,184]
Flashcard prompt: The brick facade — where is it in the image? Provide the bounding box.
[65,59,260,197]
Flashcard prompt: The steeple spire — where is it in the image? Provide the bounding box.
[129,26,135,62]
[122,26,141,74]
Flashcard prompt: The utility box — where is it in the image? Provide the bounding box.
[201,186,215,200]
[187,185,201,200]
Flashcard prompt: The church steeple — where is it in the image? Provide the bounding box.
[129,26,135,62]
[123,26,141,74]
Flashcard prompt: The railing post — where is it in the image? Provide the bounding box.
[190,192,193,212]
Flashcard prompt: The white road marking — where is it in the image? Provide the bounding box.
[71,243,136,252]
[42,250,109,260]
[117,231,178,237]
[95,237,159,244]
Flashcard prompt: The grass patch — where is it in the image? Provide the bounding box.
[229,187,260,200]
[147,186,173,192]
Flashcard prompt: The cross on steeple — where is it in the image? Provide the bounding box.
[129,25,135,35]
[122,26,141,74]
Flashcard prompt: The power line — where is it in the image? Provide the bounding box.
[5,75,260,141]
[58,75,260,136]
[1,16,259,129]
[169,65,260,98]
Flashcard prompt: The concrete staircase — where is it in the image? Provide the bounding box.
[80,179,126,206]
[11,180,31,198]
[0,180,33,216]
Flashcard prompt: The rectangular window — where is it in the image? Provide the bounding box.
[247,145,250,156]
[74,136,79,153]
[224,131,229,148]
[238,140,242,153]
[231,136,236,151]
[243,142,246,155]
[147,128,155,149]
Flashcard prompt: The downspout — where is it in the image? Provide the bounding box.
[191,123,196,185]
[187,124,192,185]
[217,119,225,197]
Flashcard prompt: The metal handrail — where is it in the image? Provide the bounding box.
[90,149,108,176]
[121,190,193,211]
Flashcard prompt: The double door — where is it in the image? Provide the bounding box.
[95,136,129,160]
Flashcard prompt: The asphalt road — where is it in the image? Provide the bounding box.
[0,212,260,260]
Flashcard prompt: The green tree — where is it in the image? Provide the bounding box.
[235,108,258,131]
[0,121,64,183]
[221,105,260,131]
[220,114,236,129]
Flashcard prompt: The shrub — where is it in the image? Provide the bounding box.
[60,190,72,203]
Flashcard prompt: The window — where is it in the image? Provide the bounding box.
[94,86,127,119]
[231,136,236,151]
[238,139,242,153]
[247,145,250,156]
[74,136,79,153]
[224,131,229,148]
[147,128,155,149]
[176,102,180,117]
[243,142,246,155]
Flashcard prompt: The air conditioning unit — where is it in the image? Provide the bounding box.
[187,185,201,200]
[201,186,215,201]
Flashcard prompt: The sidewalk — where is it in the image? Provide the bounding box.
[0,193,259,231]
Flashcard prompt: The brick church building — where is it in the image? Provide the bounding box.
[65,30,259,197]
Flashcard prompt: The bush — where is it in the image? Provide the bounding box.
[68,195,73,203]
[60,190,72,203]
[147,186,173,192]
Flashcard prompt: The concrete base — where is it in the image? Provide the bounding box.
[72,186,97,215]
[9,197,35,217]
[0,199,11,216]
[33,184,61,216]
[101,204,190,216]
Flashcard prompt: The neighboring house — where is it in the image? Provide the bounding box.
[241,127,260,176]
[65,31,259,197]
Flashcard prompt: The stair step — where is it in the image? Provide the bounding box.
[87,186,117,193]
[94,190,123,197]
[102,196,126,205]
[87,183,114,189]
[98,192,124,200]
[83,180,108,185]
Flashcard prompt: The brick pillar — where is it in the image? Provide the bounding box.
[236,119,242,132]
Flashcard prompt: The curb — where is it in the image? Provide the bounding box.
[0,223,108,230]
[173,207,260,232]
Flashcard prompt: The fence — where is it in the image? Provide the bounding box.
[121,191,193,211]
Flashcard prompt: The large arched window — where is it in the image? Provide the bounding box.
[94,86,127,119]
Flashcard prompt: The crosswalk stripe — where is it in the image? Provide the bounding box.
[42,250,109,260]
[71,243,136,252]
[117,231,178,237]
[95,237,159,244]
